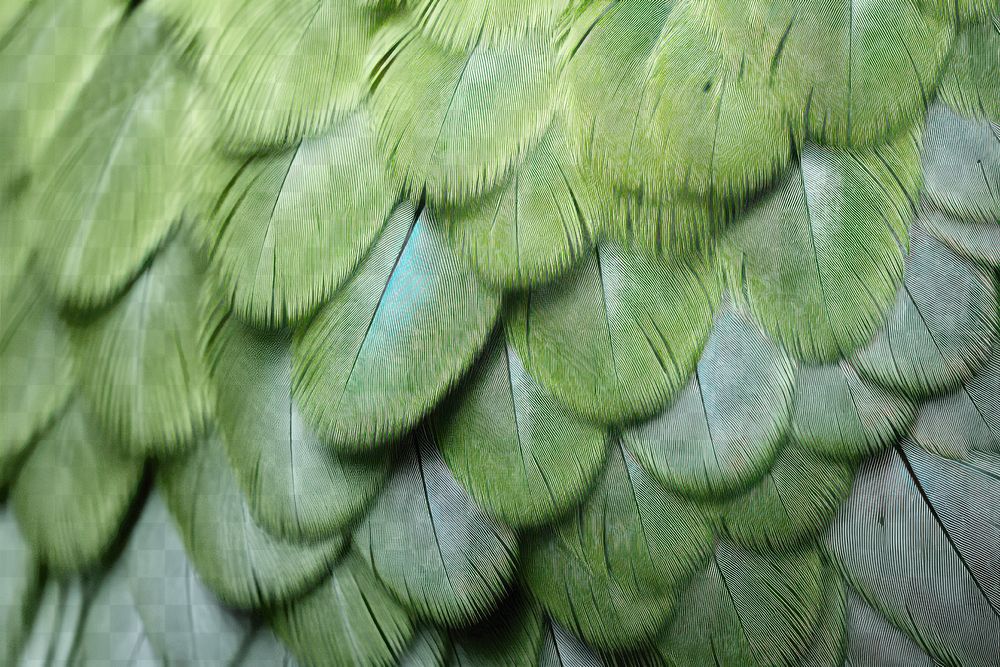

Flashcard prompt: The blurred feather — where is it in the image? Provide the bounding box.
[10,398,144,574]
[159,433,343,609]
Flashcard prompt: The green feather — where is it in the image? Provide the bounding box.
[400,626,451,667]
[629,2,797,201]
[721,131,921,362]
[624,301,794,498]
[0,0,123,188]
[28,9,207,310]
[695,0,952,145]
[17,577,90,665]
[720,444,856,551]
[370,25,557,204]
[919,0,1000,24]
[0,507,43,664]
[195,108,400,327]
[657,541,826,667]
[271,550,414,667]
[159,433,344,609]
[411,0,569,50]
[537,620,607,667]
[791,361,916,461]
[0,0,30,39]
[293,203,500,453]
[521,440,715,650]
[507,241,721,425]
[353,424,518,627]
[203,297,391,542]
[923,103,1000,224]
[69,235,210,457]
[0,192,30,305]
[10,398,144,574]
[440,115,597,289]
[449,594,545,666]
[0,283,73,489]
[939,20,1000,123]
[435,330,607,529]
[148,0,385,151]
[563,0,793,206]
[797,571,848,667]
[852,225,998,398]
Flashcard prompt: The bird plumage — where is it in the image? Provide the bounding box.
[1,0,999,665]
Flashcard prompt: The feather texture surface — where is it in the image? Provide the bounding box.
[0,1,998,665]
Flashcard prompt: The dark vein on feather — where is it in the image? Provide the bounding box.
[895,443,1000,619]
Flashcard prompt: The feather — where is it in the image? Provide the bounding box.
[939,19,1000,124]
[195,108,400,327]
[202,296,391,542]
[0,191,31,306]
[538,620,606,667]
[411,0,569,50]
[370,24,557,205]
[434,329,607,529]
[597,185,724,256]
[922,103,1000,224]
[10,398,144,574]
[824,444,1000,666]
[448,594,545,666]
[0,0,30,40]
[558,0,671,179]
[28,8,208,310]
[0,506,43,664]
[148,0,385,151]
[17,577,90,665]
[125,491,261,664]
[507,241,721,425]
[0,281,73,489]
[158,433,344,609]
[69,235,210,458]
[797,570,847,667]
[910,344,1000,458]
[0,0,123,189]
[694,0,953,145]
[923,208,1000,269]
[563,0,792,207]
[400,626,451,666]
[521,440,715,650]
[656,541,826,667]
[791,361,917,461]
[353,423,517,627]
[843,590,938,667]
[71,557,161,665]
[623,301,795,497]
[629,2,797,201]
[852,224,998,398]
[293,203,500,453]
[720,444,857,552]
[271,550,414,667]
[721,131,922,362]
[907,445,1000,606]
[920,0,999,26]
[440,115,597,290]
